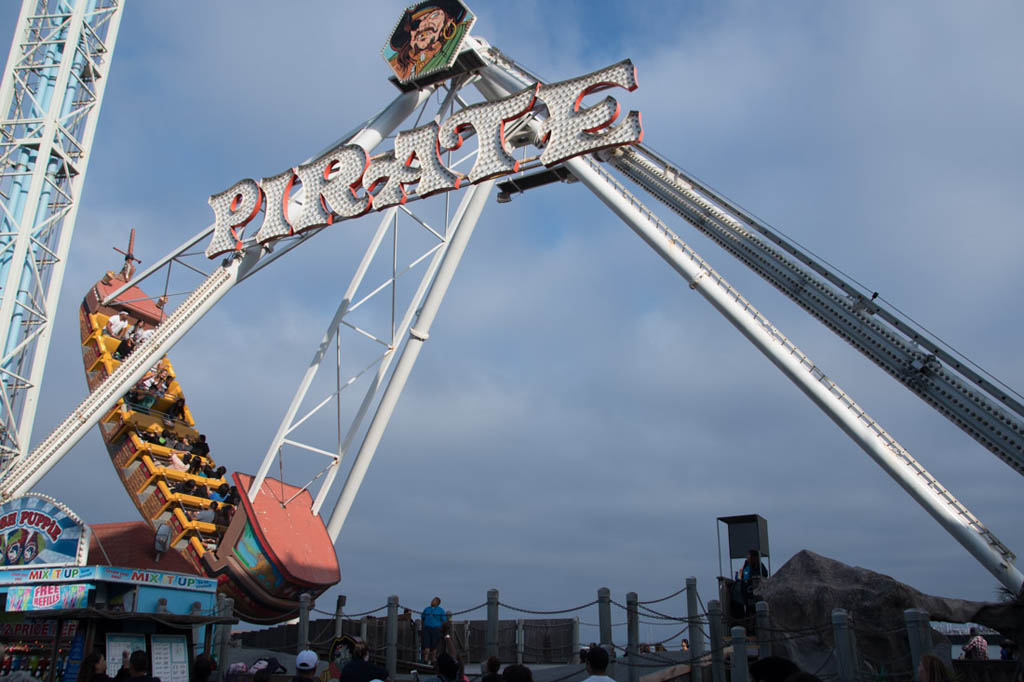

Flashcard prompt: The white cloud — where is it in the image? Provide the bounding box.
[1,0,1021,624]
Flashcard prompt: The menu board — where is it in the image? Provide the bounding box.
[105,633,146,677]
[150,635,189,682]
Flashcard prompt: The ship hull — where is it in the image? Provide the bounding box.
[80,272,339,623]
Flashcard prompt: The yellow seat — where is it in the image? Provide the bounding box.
[144,480,215,519]
[170,507,218,546]
[186,536,207,562]
[136,454,225,493]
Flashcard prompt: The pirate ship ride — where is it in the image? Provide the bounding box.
[79,235,339,622]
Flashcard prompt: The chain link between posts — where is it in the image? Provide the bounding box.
[311,604,388,618]
[638,584,688,605]
[497,599,599,615]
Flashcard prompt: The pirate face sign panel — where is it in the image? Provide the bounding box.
[383,0,476,83]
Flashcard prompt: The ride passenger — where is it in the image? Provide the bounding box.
[208,483,230,502]
[191,434,210,458]
[171,479,197,496]
[187,456,204,475]
[214,503,234,527]
[190,502,218,524]
[131,369,162,412]
[104,311,130,339]
[132,322,155,347]
[168,452,189,472]
[167,397,187,422]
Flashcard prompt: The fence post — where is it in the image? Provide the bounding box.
[708,600,725,682]
[486,589,500,659]
[218,597,234,681]
[298,593,311,652]
[686,577,704,661]
[360,616,368,642]
[627,592,639,682]
[335,595,347,638]
[832,609,855,682]
[386,596,399,678]
[514,619,524,665]
[755,602,770,659]
[572,617,580,663]
[598,587,612,651]
[904,608,930,682]
[731,626,749,682]
[414,617,421,663]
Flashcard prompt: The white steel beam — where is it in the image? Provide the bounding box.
[472,55,1022,592]
[326,179,495,540]
[1,254,249,499]
[566,153,1023,593]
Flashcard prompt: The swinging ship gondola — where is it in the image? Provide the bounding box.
[78,246,339,623]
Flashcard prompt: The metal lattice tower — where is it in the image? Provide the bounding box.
[0,0,123,477]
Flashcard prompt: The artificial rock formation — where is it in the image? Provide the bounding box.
[753,550,1023,673]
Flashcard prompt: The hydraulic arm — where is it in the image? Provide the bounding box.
[611,145,1024,476]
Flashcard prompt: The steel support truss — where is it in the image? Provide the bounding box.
[0,0,124,477]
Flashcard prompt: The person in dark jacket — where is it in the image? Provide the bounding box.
[192,654,213,682]
[341,642,389,682]
[77,650,128,682]
[481,656,501,682]
[126,651,160,682]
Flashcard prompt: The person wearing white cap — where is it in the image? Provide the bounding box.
[293,650,318,682]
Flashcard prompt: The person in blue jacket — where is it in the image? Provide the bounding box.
[422,596,447,664]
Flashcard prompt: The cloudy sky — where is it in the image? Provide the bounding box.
[2,0,1023,637]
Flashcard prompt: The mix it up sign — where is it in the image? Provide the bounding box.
[0,494,89,568]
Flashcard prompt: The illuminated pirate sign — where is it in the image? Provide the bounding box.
[384,0,476,83]
[0,494,89,568]
[205,59,643,258]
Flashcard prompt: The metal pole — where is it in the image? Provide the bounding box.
[298,593,311,652]
[360,617,368,642]
[326,180,496,539]
[686,577,704,661]
[904,609,930,682]
[471,49,1024,597]
[708,600,725,682]
[755,602,770,659]
[626,592,639,682]
[415,618,421,662]
[487,589,500,659]
[572,617,580,664]
[564,151,1023,593]
[516,619,524,665]
[387,596,399,679]
[832,609,855,682]
[598,588,612,650]
[218,597,234,681]
[213,593,225,667]
[335,595,347,638]
[731,626,749,682]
